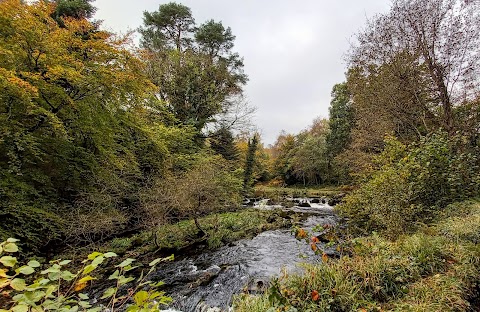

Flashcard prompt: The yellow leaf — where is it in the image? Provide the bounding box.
[0,269,8,278]
[77,276,96,284]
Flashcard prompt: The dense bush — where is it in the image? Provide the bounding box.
[338,132,480,237]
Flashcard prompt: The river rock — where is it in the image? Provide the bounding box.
[266,199,277,205]
[243,198,254,206]
[327,193,346,206]
[310,198,320,203]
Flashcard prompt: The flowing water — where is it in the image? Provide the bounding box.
[151,199,338,312]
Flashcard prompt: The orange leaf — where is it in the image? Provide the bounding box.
[322,253,328,263]
[74,282,87,292]
[296,228,307,239]
[311,290,320,301]
[311,236,319,243]
[310,243,317,252]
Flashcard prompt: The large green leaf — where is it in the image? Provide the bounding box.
[10,278,26,291]
[0,256,17,267]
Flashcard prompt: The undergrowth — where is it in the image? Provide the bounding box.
[62,208,291,260]
[233,199,480,312]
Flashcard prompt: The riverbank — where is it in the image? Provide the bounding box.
[61,208,295,262]
[234,198,480,311]
[254,185,346,199]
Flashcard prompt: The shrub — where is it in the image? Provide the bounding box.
[0,239,172,311]
[338,132,480,237]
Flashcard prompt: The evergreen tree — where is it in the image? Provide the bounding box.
[243,134,259,194]
[210,127,238,161]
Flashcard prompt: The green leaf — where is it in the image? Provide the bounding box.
[16,266,35,275]
[104,252,117,258]
[3,243,18,253]
[136,270,144,282]
[91,256,104,266]
[123,265,139,272]
[108,270,119,280]
[7,238,20,243]
[24,290,45,303]
[82,264,97,275]
[154,281,165,287]
[117,276,134,286]
[60,270,76,281]
[133,290,148,305]
[10,278,26,291]
[100,287,116,299]
[87,252,103,261]
[78,301,91,308]
[0,256,17,267]
[117,258,135,268]
[41,264,61,274]
[78,293,89,300]
[12,305,28,312]
[44,285,57,298]
[149,258,162,267]
[48,271,61,281]
[59,260,72,266]
[27,260,41,268]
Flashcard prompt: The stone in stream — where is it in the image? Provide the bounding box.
[297,201,311,207]
[310,198,320,203]
[327,193,346,206]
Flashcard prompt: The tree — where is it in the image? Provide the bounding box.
[342,0,480,177]
[270,132,297,185]
[139,3,248,137]
[139,2,195,52]
[0,0,179,250]
[350,0,480,135]
[209,127,238,161]
[291,118,330,185]
[243,134,259,194]
[144,155,242,235]
[51,0,96,21]
[325,83,353,158]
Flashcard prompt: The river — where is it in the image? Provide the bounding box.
[150,199,338,312]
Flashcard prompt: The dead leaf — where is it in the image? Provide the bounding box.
[74,282,87,292]
[322,253,328,263]
[311,290,320,301]
[296,228,307,239]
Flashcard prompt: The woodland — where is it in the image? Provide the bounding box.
[1,0,480,311]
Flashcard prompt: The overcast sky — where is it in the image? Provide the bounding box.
[94,0,391,145]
